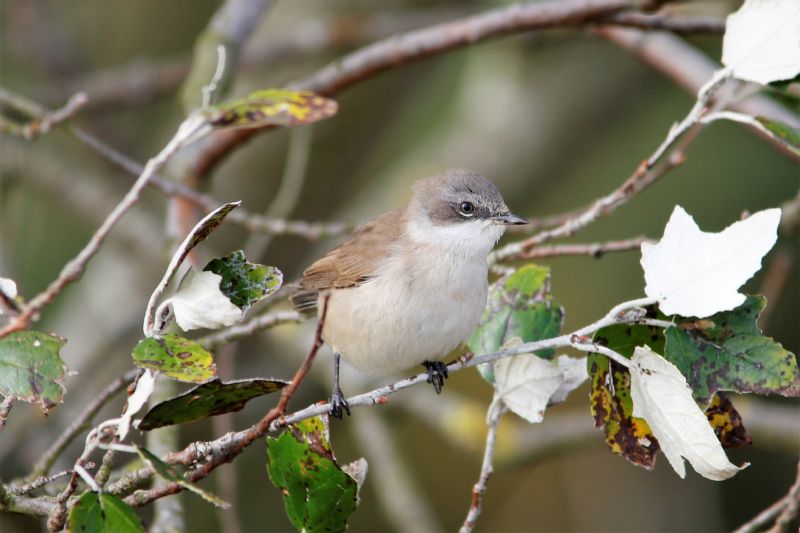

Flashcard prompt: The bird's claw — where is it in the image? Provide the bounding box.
[423,360,449,394]
[330,387,351,419]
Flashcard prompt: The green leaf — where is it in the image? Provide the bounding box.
[468,265,564,382]
[664,295,800,403]
[67,492,143,533]
[754,116,800,156]
[203,250,283,310]
[131,334,216,383]
[139,377,288,430]
[208,89,338,129]
[588,353,660,470]
[0,331,68,413]
[135,447,229,508]
[267,415,363,533]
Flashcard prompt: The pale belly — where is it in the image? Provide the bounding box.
[320,255,489,375]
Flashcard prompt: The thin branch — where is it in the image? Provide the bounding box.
[734,457,800,533]
[9,469,77,496]
[0,112,210,336]
[71,124,350,239]
[506,236,651,261]
[491,73,718,264]
[601,12,725,34]
[0,88,347,242]
[28,370,137,480]
[198,309,304,350]
[0,90,88,139]
[460,401,506,533]
[595,27,800,129]
[45,469,80,532]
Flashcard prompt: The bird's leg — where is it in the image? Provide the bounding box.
[330,352,351,419]
[423,360,449,394]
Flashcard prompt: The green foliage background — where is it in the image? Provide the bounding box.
[0,1,797,531]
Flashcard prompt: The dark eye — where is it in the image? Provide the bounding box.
[458,201,475,217]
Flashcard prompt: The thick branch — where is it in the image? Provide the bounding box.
[189,0,635,178]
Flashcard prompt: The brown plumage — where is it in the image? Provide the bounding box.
[291,208,406,311]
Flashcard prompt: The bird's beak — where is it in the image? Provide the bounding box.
[493,212,528,225]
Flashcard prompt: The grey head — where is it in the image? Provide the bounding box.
[411,169,527,226]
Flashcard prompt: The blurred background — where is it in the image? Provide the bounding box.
[1,1,798,532]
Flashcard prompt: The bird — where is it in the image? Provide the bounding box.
[292,169,527,418]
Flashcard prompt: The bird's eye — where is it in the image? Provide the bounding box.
[458,201,475,217]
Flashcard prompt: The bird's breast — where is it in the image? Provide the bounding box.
[322,248,489,375]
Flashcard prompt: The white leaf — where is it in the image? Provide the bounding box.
[549,355,589,405]
[160,270,243,331]
[641,206,780,318]
[0,278,17,315]
[493,339,586,423]
[630,346,747,481]
[722,0,800,85]
[119,369,156,440]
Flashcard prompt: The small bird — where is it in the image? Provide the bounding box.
[292,169,527,418]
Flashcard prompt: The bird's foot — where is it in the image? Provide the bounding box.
[423,360,449,394]
[330,387,351,419]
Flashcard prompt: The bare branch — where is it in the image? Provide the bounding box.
[460,402,506,533]
[199,309,305,350]
[734,457,800,533]
[28,370,137,480]
[504,236,652,262]
[0,112,210,336]
[601,12,725,34]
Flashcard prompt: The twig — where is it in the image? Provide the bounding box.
[124,295,330,507]
[0,112,210,337]
[0,397,12,431]
[70,124,350,239]
[460,401,506,533]
[198,309,304,349]
[772,459,800,532]
[9,469,78,496]
[28,370,137,480]
[506,236,651,261]
[595,27,800,129]
[46,469,80,532]
[601,12,725,34]
[734,457,800,533]
[491,64,725,264]
[0,91,88,140]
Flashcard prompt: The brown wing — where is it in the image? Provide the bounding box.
[291,209,404,311]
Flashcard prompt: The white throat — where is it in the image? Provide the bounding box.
[405,206,505,258]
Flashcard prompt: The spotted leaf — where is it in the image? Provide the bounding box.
[0,331,68,413]
[208,89,337,129]
[267,415,364,533]
[131,334,216,383]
